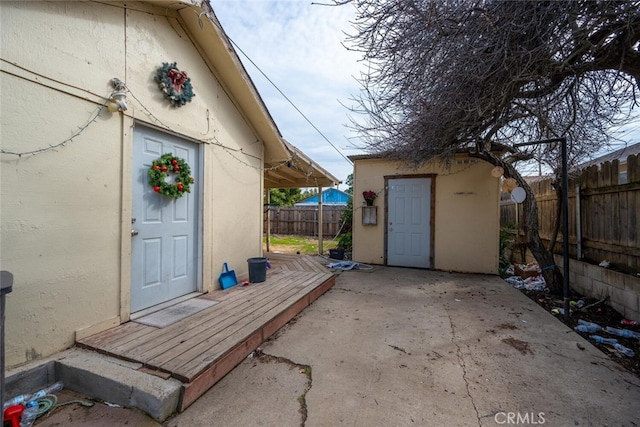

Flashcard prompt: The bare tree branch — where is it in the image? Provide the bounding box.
[341,0,640,293]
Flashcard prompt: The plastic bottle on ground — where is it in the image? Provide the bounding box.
[3,394,31,410]
[613,343,635,358]
[19,401,38,427]
[3,381,64,410]
[605,326,640,339]
[574,319,602,333]
[589,335,618,345]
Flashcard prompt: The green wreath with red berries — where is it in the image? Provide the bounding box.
[148,153,194,199]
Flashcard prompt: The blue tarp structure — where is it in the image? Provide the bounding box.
[295,188,351,206]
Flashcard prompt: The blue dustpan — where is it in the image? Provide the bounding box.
[219,262,238,290]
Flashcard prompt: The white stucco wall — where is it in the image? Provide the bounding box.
[352,156,501,274]
[0,1,266,367]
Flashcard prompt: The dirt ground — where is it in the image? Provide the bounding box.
[515,287,639,379]
[33,389,161,426]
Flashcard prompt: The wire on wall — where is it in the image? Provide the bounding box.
[0,97,110,158]
[0,64,319,182]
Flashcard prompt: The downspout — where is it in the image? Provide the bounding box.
[265,190,271,253]
[575,182,582,259]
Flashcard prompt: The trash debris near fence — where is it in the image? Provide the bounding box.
[570,299,585,308]
[590,335,619,345]
[327,261,360,270]
[514,262,542,278]
[505,275,548,291]
[574,319,603,333]
[589,335,635,357]
[503,262,548,291]
[604,326,640,340]
[325,259,375,271]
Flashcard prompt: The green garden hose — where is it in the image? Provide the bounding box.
[36,394,95,418]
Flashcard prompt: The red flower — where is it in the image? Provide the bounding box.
[363,190,377,203]
[167,69,188,92]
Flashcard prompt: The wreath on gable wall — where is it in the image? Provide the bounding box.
[148,153,195,199]
[155,62,195,107]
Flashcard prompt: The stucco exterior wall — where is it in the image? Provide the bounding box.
[1,2,265,367]
[352,156,500,274]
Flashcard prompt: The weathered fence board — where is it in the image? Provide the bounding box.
[265,205,346,237]
[500,154,640,272]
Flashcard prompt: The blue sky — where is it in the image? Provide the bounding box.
[210,0,365,187]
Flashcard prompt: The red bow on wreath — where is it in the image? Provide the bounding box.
[167,69,189,92]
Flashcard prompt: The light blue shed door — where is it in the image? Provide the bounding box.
[387,178,432,268]
[131,126,199,312]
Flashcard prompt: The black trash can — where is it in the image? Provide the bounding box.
[329,248,345,260]
[247,257,268,283]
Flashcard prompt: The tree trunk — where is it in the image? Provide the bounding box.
[473,151,563,294]
[520,184,563,295]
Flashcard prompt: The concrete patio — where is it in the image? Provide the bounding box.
[11,265,640,426]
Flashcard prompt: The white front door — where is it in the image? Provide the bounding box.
[387,177,432,268]
[131,126,199,313]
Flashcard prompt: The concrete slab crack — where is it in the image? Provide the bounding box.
[444,305,482,427]
[257,350,312,427]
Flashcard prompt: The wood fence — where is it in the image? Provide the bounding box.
[264,205,346,237]
[500,154,640,272]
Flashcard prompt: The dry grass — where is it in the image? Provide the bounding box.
[263,235,338,255]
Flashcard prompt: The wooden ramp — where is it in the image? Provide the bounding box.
[77,253,334,411]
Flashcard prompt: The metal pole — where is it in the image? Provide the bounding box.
[1,271,15,425]
[317,186,324,255]
[561,137,570,323]
[265,191,271,253]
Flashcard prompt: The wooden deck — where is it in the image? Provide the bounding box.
[77,253,335,411]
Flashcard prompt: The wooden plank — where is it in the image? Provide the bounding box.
[611,188,621,242]
[77,321,149,348]
[122,271,307,361]
[630,188,638,240]
[628,154,638,182]
[83,270,291,354]
[162,276,310,370]
[170,272,327,379]
[86,270,299,359]
[179,330,263,411]
[581,239,640,257]
[79,263,336,409]
[309,275,336,303]
[300,255,328,273]
[602,160,612,187]
[262,294,310,339]
[153,273,315,374]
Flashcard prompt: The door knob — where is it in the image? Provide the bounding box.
[131,230,139,236]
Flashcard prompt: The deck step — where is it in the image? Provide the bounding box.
[76,254,335,415]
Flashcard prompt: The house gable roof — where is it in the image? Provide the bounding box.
[577,142,640,169]
[138,1,338,187]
